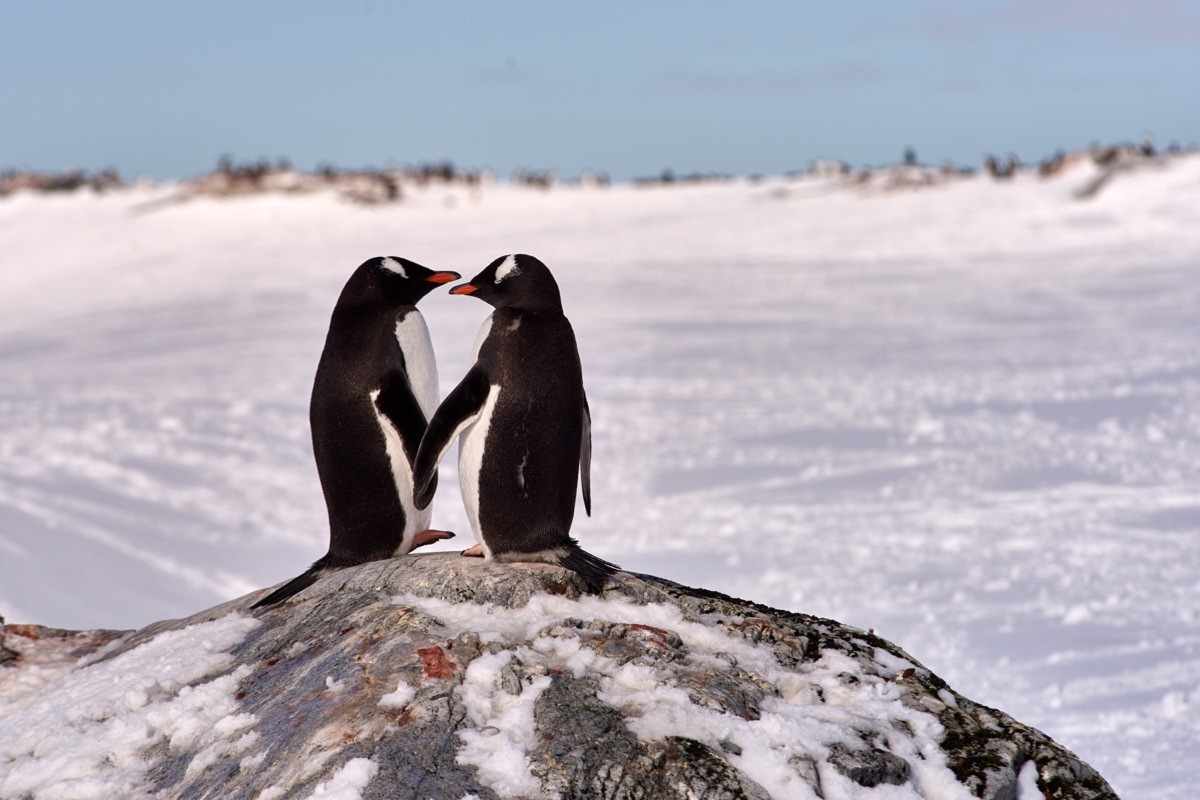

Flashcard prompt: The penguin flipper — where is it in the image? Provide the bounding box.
[375,367,428,467]
[580,393,592,517]
[414,366,492,509]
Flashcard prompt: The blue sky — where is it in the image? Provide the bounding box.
[4,1,1198,181]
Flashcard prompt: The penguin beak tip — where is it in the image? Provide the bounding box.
[450,283,478,296]
[425,271,461,284]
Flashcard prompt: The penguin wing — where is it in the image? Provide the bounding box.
[375,367,428,467]
[413,365,492,510]
[580,393,592,516]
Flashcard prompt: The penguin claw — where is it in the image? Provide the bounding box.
[411,529,455,550]
[460,544,484,558]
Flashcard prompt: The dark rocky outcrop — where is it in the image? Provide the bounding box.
[0,554,1118,799]
[0,614,16,666]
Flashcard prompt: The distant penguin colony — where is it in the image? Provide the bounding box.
[253,257,460,607]
[413,254,619,590]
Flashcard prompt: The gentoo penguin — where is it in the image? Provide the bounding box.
[253,257,460,607]
[412,254,618,590]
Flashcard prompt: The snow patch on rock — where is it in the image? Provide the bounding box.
[0,613,258,799]
[398,592,974,799]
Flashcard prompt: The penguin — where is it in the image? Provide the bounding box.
[412,254,618,590]
[253,257,460,607]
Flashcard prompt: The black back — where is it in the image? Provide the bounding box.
[315,258,444,558]
[413,254,616,589]
[474,304,586,554]
[253,257,455,607]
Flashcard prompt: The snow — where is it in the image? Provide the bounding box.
[377,680,416,710]
[1016,760,1041,800]
[0,631,111,715]
[455,649,550,798]
[0,613,259,799]
[303,757,379,800]
[2,158,1199,798]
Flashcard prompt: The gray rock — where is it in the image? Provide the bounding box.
[531,672,649,798]
[0,617,125,666]
[0,553,1120,799]
[828,742,910,787]
[0,613,13,666]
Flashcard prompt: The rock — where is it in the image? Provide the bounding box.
[828,742,911,787]
[0,553,1119,799]
[0,614,15,666]
[0,618,125,667]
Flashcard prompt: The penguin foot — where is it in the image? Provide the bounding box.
[461,544,485,558]
[411,529,455,550]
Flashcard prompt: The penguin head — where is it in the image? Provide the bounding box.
[449,254,562,311]
[349,257,460,306]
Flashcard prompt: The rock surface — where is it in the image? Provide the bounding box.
[0,554,1118,799]
[0,614,14,666]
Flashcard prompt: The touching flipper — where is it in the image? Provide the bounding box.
[413,366,492,509]
[375,367,437,497]
[375,367,428,466]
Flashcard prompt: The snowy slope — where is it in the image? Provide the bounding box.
[1,158,1199,798]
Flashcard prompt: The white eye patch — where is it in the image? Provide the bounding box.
[380,257,408,278]
[494,254,520,284]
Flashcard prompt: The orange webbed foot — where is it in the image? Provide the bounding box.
[411,529,455,550]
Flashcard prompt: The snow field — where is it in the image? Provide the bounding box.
[1,157,1199,797]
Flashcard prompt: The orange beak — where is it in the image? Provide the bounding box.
[450,284,478,295]
[425,271,461,284]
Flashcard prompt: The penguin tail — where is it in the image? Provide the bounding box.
[557,542,621,594]
[251,558,337,608]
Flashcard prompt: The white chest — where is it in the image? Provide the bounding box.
[456,312,498,554]
[457,384,500,557]
[394,310,439,421]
